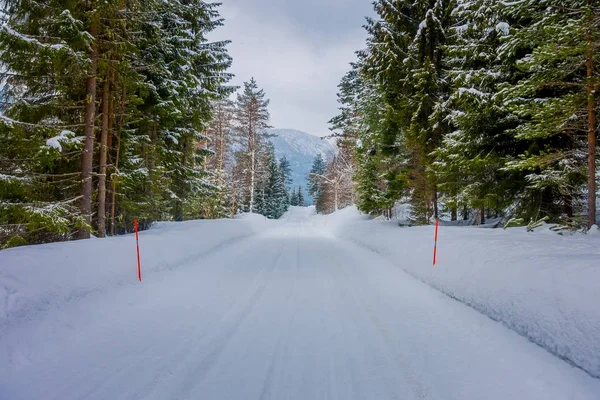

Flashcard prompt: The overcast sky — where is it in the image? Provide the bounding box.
[210,0,374,137]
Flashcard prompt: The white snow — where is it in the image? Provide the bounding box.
[1,207,599,399]
[45,130,78,151]
[496,22,510,36]
[322,206,600,379]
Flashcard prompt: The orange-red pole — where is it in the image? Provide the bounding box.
[433,219,439,265]
[134,219,142,281]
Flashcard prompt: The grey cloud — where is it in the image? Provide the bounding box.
[210,0,374,137]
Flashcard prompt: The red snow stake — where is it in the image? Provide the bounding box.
[134,219,142,282]
[433,219,439,265]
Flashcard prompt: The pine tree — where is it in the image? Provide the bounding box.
[361,0,457,223]
[433,0,521,223]
[329,64,392,216]
[308,153,327,205]
[290,189,299,206]
[498,0,599,226]
[297,186,306,207]
[233,78,271,213]
[0,0,109,245]
[203,99,235,218]
[0,0,234,248]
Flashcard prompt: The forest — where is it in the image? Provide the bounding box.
[1,0,599,249]
[0,1,300,248]
[328,0,600,230]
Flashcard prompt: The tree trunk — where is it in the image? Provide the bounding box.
[433,187,439,220]
[451,205,457,221]
[334,182,339,211]
[249,147,255,213]
[231,171,237,219]
[110,87,124,237]
[586,0,597,228]
[78,19,98,239]
[218,119,225,185]
[97,77,110,237]
[480,206,485,225]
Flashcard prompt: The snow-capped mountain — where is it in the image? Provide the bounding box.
[268,129,335,204]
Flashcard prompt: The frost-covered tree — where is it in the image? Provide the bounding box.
[290,189,299,206]
[297,186,306,207]
[0,0,114,245]
[233,78,271,213]
[308,153,327,205]
[434,0,520,224]
[499,0,599,226]
[0,0,234,248]
[361,0,456,224]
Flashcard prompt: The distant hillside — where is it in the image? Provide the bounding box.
[268,129,335,204]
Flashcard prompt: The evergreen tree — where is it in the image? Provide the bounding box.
[278,156,291,204]
[265,157,288,219]
[308,153,327,204]
[233,78,271,213]
[279,156,293,187]
[434,0,521,223]
[361,0,457,223]
[0,0,234,248]
[329,64,391,216]
[500,0,599,226]
[290,189,299,206]
[297,186,306,207]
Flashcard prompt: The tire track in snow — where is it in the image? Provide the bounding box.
[325,242,425,400]
[166,237,290,400]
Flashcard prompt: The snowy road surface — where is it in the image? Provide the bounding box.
[1,207,599,399]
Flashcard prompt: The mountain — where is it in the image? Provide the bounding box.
[268,129,335,204]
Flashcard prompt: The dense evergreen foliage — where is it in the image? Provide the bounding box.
[331,0,599,228]
[0,0,233,248]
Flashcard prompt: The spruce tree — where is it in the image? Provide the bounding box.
[361,0,457,223]
[0,0,107,245]
[0,0,234,248]
[434,0,521,223]
[500,0,599,225]
[308,153,327,204]
[290,190,299,206]
[297,186,306,207]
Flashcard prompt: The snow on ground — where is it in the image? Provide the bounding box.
[318,206,600,379]
[0,215,270,333]
[1,207,599,399]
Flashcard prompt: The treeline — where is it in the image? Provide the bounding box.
[201,79,301,221]
[330,0,599,228]
[308,142,354,214]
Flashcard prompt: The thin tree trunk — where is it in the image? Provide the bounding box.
[334,182,339,211]
[451,205,457,221]
[586,0,597,228]
[78,18,98,239]
[480,206,486,225]
[250,147,255,213]
[433,187,439,220]
[110,87,124,236]
[231,170,237,219]
[218,119,225,185]
[97,77,110,237]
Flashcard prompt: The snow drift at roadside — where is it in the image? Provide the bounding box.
[319,206,600,378]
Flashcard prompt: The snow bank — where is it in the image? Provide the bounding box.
[0,216,271,334]
[320,207,600,378]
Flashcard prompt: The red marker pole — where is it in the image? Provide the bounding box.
[433,219,439,265]
[134,219,142,282]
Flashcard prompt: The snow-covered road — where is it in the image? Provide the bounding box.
[1,207,599,399]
